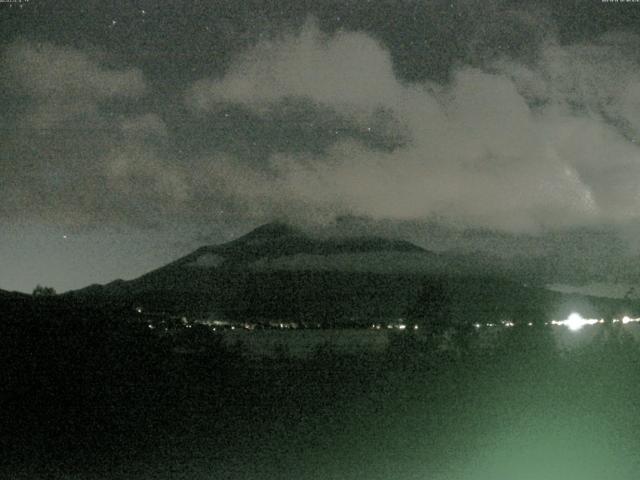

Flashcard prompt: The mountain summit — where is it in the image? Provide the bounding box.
[66,223,633,325]
[235,222,302,241]
[69,222,439,316]
[162,222,429,271]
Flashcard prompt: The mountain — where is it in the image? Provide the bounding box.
[0,289,29,300]
[67,223,639,325]
[0,289,32,306]
[160,221,430,269]
[69,222,436,316]
[78,221,439,293]
[0,289,33,319]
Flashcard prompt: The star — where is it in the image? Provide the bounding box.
[141,9,146,15]
[111,20,117,27]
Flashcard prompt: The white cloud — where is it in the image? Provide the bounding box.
[0,41,184,227]
[5,41,146,100]
[187,18,401,116]
[187,20,640,232]
[106,146,189,205]
[121,113,169,140]
[4,25,640,234]
[3,41,146,131]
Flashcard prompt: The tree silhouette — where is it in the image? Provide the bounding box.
[406,278,450,334]
[32,284,57,297]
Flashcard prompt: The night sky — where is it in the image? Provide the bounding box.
[2,0,640,292]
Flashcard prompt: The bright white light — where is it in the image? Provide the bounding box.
[552,313,599,331]
[617,316,640,324]
[566,313,589,331]
[397,324,406,330]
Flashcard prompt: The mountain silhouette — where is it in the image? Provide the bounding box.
[66,223,637,325]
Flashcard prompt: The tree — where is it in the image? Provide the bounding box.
[406,278,450,334]
[32,284,57,297]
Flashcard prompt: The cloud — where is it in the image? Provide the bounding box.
[3,41,145,131]
[5,40,145,100]
[3,20,640,236]
[0,41,183,228]
[185,19,640,232]
[120,113,169,141]
[186,18,402,117]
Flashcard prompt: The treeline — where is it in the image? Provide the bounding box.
[65,270,640,328]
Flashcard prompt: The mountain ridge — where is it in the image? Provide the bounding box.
[145,221,432,273]
[66,222,445,316]
[64,222,640,325]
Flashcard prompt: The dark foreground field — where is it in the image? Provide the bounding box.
[3,318,640,480]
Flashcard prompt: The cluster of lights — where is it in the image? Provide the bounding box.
[616,316,640,325]
[550,313,640,331]
[474,320,524,329]
[144,311,640,335]
[471,314,640,332]
[551,313,601,331]
[371,323,419,331]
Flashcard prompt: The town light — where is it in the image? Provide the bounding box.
[552,312,599,331]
